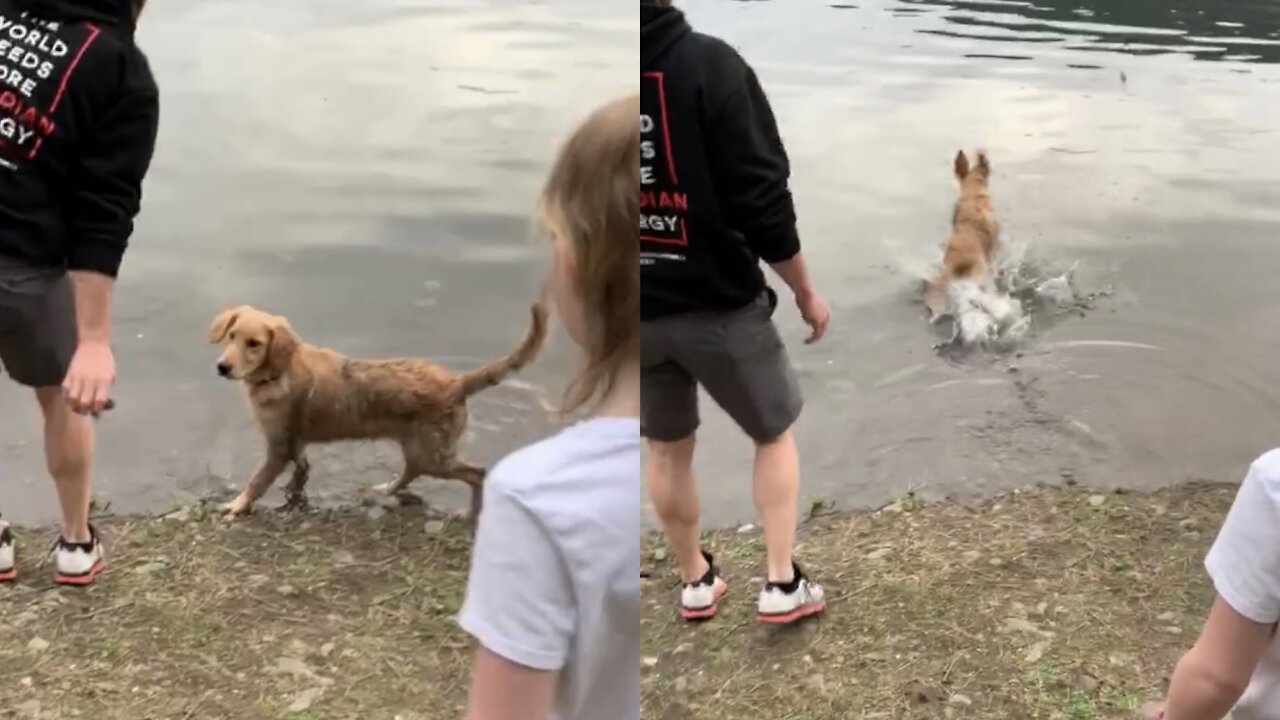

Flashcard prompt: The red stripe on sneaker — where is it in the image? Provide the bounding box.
[54,557,105,586]
[757,599,826,625]
[0,568,15,583]
[681,579,728,622]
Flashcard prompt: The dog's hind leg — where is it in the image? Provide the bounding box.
[436,459,487,526]
[372,439,429,497]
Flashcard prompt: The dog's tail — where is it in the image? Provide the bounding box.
[457,302,550,398]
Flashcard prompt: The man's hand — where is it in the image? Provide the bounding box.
[796,289,830,344]
[63,340,115,415]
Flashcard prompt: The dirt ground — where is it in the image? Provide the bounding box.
[0,498,476,720]
[0,482,1232,719]
[641,482,1233,720]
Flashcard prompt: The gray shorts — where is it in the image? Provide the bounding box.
[641,293,803,443]
[0,258,76,388]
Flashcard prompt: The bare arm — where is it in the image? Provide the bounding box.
[768,252,816,300]
[1163,596,1273,720]
[464,646,559,720]
[69,271,114,344]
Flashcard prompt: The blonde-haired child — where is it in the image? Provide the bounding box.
[459,95,640,720]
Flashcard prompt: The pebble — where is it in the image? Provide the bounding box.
[642,656,658,669]
[949,694,973,707]
[1157,611,1176,622]
[365,506,388,522]
[276,585,297,597]
[287,687,326,713]
[652,547,667,562]
[737,523,756,534]
[866,548,893,561]
[423,520,446,536]
[1087,495,1107,507]
[27,637,50,652]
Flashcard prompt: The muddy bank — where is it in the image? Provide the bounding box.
[642,482,1231,720]
[0,499,476,720]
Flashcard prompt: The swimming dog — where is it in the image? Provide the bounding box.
[926,149,1015,348]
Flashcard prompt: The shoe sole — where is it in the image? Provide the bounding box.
[757,600,826,625]
[0,568,15,583]
[680,579,728,621]
[53,557,105,587]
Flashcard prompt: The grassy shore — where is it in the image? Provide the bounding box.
[0,482,1231,719]
[0,499,476,720]
[641,482,1232,720]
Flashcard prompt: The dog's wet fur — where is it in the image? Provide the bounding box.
[926,149,1001,324]
[208,303,549,522]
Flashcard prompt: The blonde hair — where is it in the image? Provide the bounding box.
[540,94,640,416]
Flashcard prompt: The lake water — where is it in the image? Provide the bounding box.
[0,0,634,525]
[646,0,1280,527]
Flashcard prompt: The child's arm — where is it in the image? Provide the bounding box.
[459,481,574,720]
[1161,597,1271,719]
[465,646,559,720]
[1161,458,1280,719]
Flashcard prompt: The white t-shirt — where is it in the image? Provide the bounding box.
[1206,449,1280,719]
[458,417,640,720]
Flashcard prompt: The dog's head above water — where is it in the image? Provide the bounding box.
[208,305,300,382]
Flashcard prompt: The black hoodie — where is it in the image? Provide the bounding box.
[641,4,800,320]
[0,0,159,278]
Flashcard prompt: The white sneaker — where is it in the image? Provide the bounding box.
[53,526,105,586]
[0,522,15,582]
[679,551,728,621]
[757,564,826,625]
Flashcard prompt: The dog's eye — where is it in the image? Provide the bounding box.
[246,339,262,349]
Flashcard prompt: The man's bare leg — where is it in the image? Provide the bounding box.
[35,386,93,543]
[754,426,800,583]
[645,435,708,583]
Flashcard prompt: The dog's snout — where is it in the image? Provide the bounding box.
[216,362,232,378]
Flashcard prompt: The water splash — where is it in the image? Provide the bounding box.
[885,235,1109,359]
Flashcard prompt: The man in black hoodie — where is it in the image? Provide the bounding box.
[641,0,830,626]
[0,0,158,587]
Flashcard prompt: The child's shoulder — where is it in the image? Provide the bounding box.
[487,418,640,503]
[1249,448,1280,489]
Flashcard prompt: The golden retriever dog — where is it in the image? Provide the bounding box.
[208,302,548,521]
[925,149,1002,323]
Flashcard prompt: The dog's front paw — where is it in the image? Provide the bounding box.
[372,481,410,496]
[220,495,254,520]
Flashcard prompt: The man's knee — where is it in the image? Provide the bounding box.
[34,385,63,410]
[647,434,696,468]
[753,425,796,449]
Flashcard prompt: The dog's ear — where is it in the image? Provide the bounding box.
[954,150,970,181]
[209,307,247,344]
[265,317,300,374]
[974,150,991,179]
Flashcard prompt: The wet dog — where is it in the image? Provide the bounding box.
[926,149,1016,348]
[208,302,548,521]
